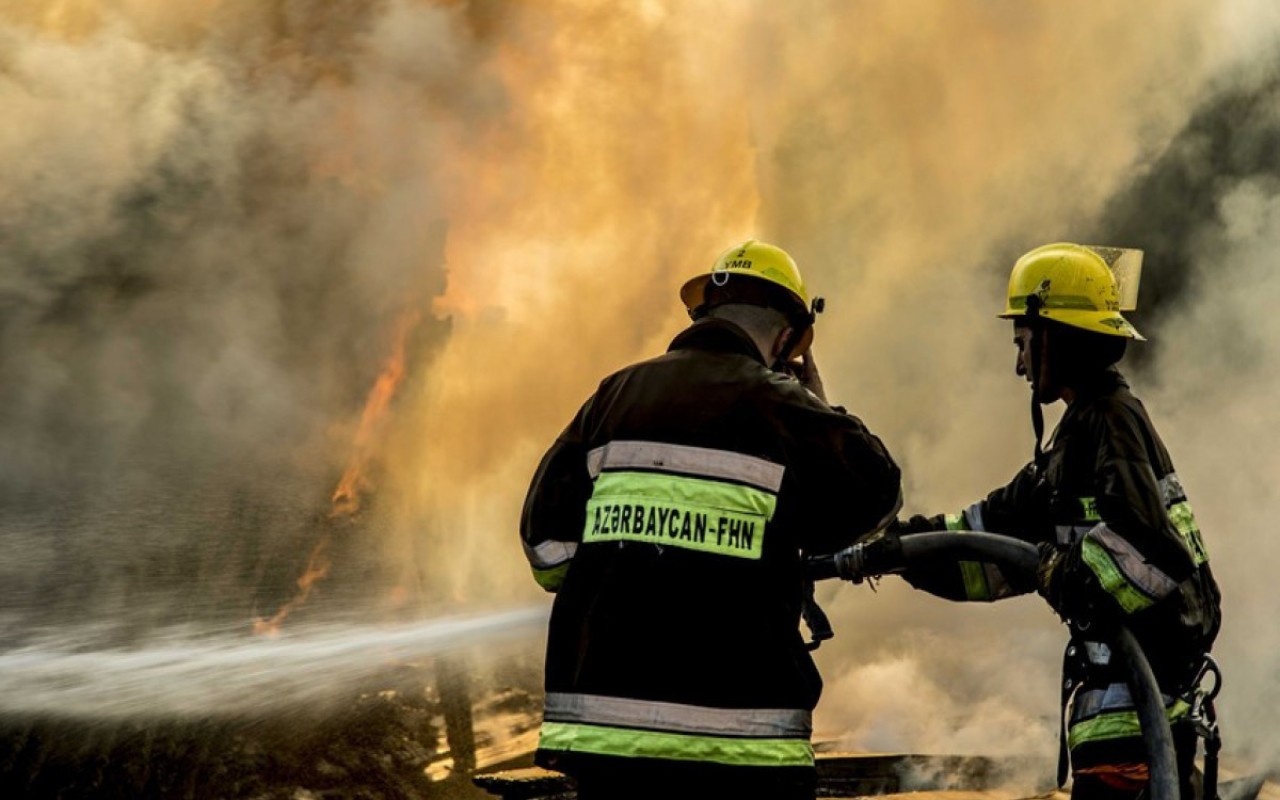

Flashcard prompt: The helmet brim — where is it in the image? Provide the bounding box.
[998,308,1145,341]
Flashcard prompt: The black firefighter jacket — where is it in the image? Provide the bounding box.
[900,367,1220,770]
[520,318,902,783]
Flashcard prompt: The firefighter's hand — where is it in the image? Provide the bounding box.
[834,531,903,582]
[861,530,903,575]
[798,350,828,404]
[888,514,935,535]
[1035,541,1066,611]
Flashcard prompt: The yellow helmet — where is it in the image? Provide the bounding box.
[999,242,1145,341]
[680,239,821,357]
[681,239,811,311]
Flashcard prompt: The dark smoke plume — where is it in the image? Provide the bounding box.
[1094,56,1280,353]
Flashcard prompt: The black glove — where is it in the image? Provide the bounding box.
[834,531,903,582]
[1036,541,1066,612]
[1039,541,1121,630]
[862,530,904,575]
[888,514,936,536]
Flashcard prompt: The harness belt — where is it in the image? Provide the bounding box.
[1057,640,1222,792]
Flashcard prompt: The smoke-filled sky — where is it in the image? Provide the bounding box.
[2,0,1278,777]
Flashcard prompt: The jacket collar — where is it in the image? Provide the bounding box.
[1069,365,1129,405]
[668,318,766,365]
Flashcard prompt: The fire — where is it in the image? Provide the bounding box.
[251,538,331,637]
[330,310,421,519]
[382,3,764,603]
[254,309,422,635]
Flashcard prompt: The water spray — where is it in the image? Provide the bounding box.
[0,606,548,719]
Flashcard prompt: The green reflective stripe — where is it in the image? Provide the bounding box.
[1068,700,1190,749]
[959,561,993,601]
[532,563,570,592]
[1008,294,1101,311]
[538,721,814,767]
[584,501,764,559]
[583,472,774,559]
[1090,525,1178,600]
[942,513,993,600]
[1078,497,1101,522]
[1168,501,1208,565]
[1080,537,1155,613]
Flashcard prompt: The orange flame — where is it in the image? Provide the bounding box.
[253,309,422,635]
[330,310,419,518]
[252,537,332,637]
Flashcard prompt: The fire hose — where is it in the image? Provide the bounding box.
[807,531,1180,800]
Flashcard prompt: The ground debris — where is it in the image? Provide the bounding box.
[0,674,508,800]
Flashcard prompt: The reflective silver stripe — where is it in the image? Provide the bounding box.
[523,539,578,569]
[1072,682,1177,722]
[543,692,811,739]
[1158,473,1187,505]
[586,441,784,492]
[1056,524,1093,546]
[1084,641,1112,666]
[1085,524,1179,600]
[963,502,987,532]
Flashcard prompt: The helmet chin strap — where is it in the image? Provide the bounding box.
[1026,295,1048,471]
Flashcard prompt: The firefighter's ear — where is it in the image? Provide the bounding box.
[770,326,796,362]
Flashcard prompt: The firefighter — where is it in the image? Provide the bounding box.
[520,240,902,800]
[882,243,1221,799]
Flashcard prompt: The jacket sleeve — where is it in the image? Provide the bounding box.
[519,395,596,592]
[1057,405,1196,617]
[899,464,1043,602]
[784,398,903,556]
